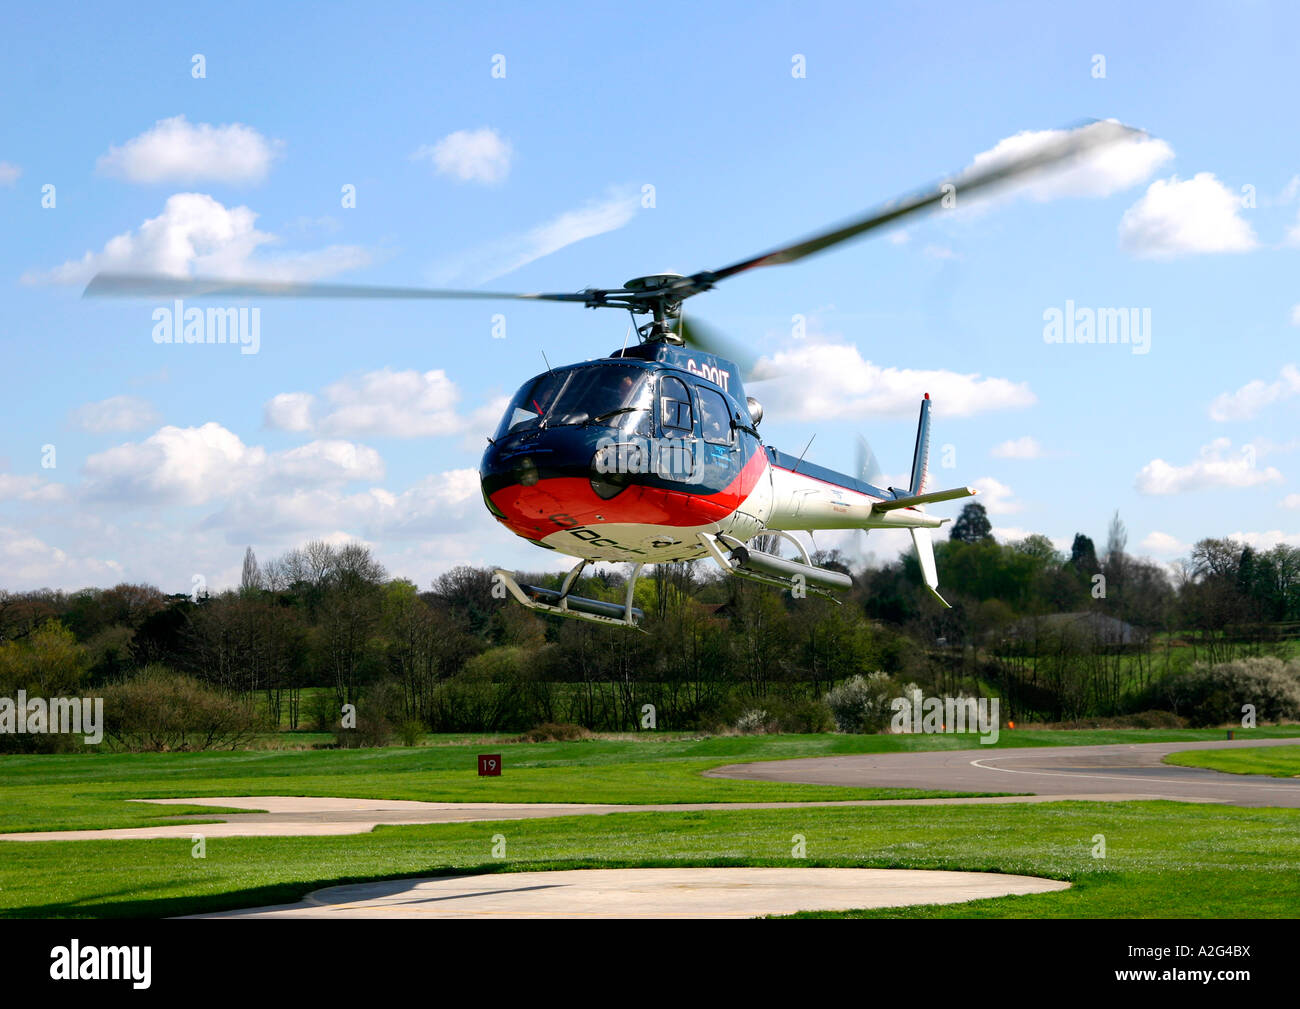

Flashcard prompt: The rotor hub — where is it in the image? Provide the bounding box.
[623,273,685,291]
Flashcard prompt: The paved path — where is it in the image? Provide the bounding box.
[183,867,1070,919]
[711,737,1300,808]
[0,792,1163,842]
[2,738,1294,845]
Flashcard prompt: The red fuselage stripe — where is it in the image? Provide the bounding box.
[490,450,769,539]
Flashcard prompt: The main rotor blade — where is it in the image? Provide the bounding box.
[856,434,884,486]
[691,119,1145,288]
[671,315,759,379]
[83,272,602,303]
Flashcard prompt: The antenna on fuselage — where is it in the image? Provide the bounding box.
[620,312,634,357]
[541,350,555,376]
[792,434,817,474]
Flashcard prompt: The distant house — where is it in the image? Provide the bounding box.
[1003,612,1146,649]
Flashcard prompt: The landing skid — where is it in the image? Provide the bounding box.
[494,560,646,629]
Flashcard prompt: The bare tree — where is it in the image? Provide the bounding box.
[319,541,386,705]
[240,547,263,594]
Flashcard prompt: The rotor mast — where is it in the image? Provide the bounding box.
[623,273,689,345]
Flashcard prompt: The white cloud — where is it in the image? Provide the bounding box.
[204,471,482,542]
[1247,437,1300,459]
[413,127,512,184]
[970,476,1020,514]
[430,187,640,285]
[1141,531,1189,555]
[1135,437,1283,495]
[1208,364,1300,422]
[751,342,1035,419]
[0,526,124,589]
[268,440,384,485]
[97,115,283,184]
[316,369,462,437]
[0,467,560,593]
[0,474,66,503]
[963,123,1173,202]
[1281,493,1300,509]
[265,369,503,439]
[23,193,370,286]
[1224,530,1300,552]
[67,395,160,433]
[82,423,382,506]
[83,423,266,505]
[991,527,1072,552]
[264,392,316,432]
[1119,173,1258,259]
[923,244,959,260]
[990,435,1045,459]
[0,161,20,186]
[1291,305,1300,326]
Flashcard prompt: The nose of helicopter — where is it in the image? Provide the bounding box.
[480,428,597,540]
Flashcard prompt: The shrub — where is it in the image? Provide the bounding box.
[781,697,836,733]
[824,672,899,733]
[397,718,426,746]
[514,722,591,743]
[734,708,772,734]
[1032,710,1189,730]
[307,690,341,732]
[334,712,393,748]
[426,671,528,732]
[751,696,836,734]
[1171,656,1300,727]
[101,665,262,751]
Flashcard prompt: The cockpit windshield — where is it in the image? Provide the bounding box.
[495,365,652,439]
[496,371,567,438]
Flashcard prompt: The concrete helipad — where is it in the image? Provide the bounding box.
[710,737,1300,808]
[0,790,1180,842]
[0,792,1167,842]
[184,867,1071,918]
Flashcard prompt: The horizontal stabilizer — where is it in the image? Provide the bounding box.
[873,485,977,513]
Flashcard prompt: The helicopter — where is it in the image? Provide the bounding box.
[84,119,1142,628]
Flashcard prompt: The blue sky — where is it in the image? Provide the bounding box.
[3,0,1300,591]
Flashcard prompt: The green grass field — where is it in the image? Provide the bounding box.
[1,801,1295,919]
[7,726,1299,834]
[2,726,1298,918]
[1165,744,1300,778]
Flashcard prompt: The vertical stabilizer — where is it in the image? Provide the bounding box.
[910,526,950,608]
[909,393,932,496]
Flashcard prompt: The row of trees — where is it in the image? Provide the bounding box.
[2,505,1299,744]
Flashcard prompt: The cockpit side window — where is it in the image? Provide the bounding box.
[660,375,694,435]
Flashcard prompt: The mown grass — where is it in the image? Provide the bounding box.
[3,728,1298,918]
[1165,744,1300,778]
[3,726,1298,834]
[0,800,1295,919]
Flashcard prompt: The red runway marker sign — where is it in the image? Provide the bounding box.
[478,754,502,776]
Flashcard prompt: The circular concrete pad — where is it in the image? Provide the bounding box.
[188,867,1070,919]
